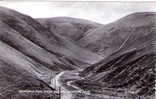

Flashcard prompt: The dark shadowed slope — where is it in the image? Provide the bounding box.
[77,12,156,98]
[78,12,156,57]
[37,17,102,41]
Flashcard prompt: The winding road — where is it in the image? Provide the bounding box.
[50,71,81,99]
[49,71,128,99]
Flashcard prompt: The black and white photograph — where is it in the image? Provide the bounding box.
[0,1,155,99]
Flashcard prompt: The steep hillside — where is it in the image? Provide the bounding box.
[37,17,102,41]
[78,12,156,57]
[76,12,156,98]
[0,7,103,69]
[0,41,58,99]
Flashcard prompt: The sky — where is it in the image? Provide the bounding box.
[0,1,156,24]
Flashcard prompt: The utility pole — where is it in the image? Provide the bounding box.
[55,78,56,89]
[59,87,61,99]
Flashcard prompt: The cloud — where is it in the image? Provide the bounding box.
[0,1,156,24]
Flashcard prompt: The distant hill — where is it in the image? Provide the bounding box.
[37,17,102,41]
[77,12,156,98]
